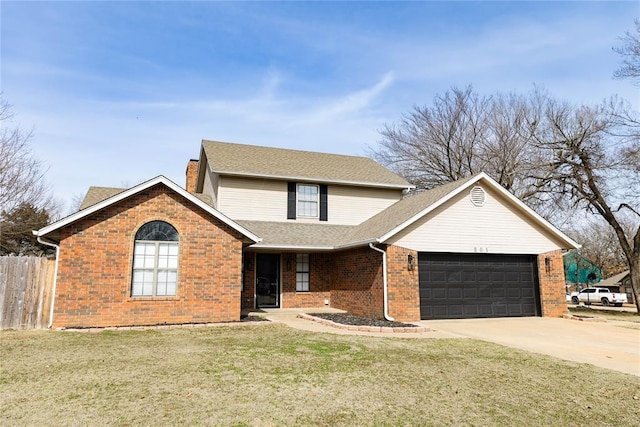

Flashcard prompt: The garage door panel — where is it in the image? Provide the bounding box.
[478,287,491,298]
[447,288,462,299]
[493,303,508,316]
[419,253,540,320]
[432,288,448,299]
[477,271,491,282]
[463,288,478,299]
[492,288,506,298]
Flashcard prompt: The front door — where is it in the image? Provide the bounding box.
[256,254,280,308]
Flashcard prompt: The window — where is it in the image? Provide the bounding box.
[132,221,179,297]
[297,184,318,217]
[296,253,310,292]
[287,182,328,221]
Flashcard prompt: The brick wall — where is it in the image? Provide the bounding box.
[386,245,420,322]
[54,183,244,328]
[281,252,331,308]
[537,249,567,317]
[241,252,256,310]
[185,159,199,192]
[330,246,384,319]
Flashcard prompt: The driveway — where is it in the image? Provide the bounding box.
[422,317,640,376]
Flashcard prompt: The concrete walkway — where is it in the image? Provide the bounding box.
[253,309,640,376]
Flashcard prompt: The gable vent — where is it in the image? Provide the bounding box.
[470,186,486,207]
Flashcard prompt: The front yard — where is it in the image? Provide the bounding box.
[2,323,639,426]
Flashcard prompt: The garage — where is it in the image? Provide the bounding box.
[419,252,541,320]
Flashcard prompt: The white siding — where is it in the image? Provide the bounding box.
[328,186,401,225]
[216,176,403,224]
[217,176,288,221]
[387,185,566,255]
[202,164,218,207]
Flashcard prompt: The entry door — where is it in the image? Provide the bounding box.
[256,254,280,308]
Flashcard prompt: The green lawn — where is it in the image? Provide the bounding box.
[1,323,639,426]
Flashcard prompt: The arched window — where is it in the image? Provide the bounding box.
[131,221,179,297]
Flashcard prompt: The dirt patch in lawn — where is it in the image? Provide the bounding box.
[2,324,639,426]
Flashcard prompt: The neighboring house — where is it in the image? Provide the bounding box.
[34,140,579,328]
[563,251,602,293]
[598,271,633,304]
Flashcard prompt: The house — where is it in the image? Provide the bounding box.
[34,140,579,328]
[598,270,633,304]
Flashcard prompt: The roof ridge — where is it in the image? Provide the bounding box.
[202,139,374,161]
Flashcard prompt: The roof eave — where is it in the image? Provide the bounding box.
[247,243,336,251]
[211,170,414,190]
[34,176,262,244]
[378,172,580,250]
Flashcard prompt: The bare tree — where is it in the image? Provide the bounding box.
[373,86,491,189]
[531,97,640,311]
[0,96,52,213]
[613,19,640,84]
[567,217,634,277]
[371,86,552,212]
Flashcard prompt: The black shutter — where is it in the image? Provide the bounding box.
[319,184,328,221]
[287,182,296,219]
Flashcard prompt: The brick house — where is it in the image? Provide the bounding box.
[35,140,579,328]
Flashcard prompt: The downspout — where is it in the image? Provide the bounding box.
[369,243,394,321]
[36,236,60,329]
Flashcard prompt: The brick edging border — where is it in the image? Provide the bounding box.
[56,320,271,332]
[297,313,430,333]
[562,314,607,323]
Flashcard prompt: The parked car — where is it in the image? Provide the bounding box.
[570,287,628,307]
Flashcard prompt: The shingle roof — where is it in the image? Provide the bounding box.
[599,270,630,287]
[38,176,261,244]
[236,221,355,249]
[201,140,412,189]
[80,187,215,210]
[80,187,126,210]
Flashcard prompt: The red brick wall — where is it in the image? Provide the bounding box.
[537,250,567,317]
[241,252,256,310]
[185,159,199,193]
[54,183,244,328]
[281,252,331,308]
[330,246,384,319]
[386,245,420,322]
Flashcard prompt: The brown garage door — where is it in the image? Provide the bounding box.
[419,253,541,320]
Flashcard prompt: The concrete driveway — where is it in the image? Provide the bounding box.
[422,317,640,376]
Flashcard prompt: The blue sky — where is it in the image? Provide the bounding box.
[2,1,638,212]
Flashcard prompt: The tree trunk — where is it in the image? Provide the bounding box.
[630,257,640,313]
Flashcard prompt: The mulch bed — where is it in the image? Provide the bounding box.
[306,312,418,328]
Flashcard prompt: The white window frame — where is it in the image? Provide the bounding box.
[296,253,310,292]
[132,240,179,297]
[296,184,319,218]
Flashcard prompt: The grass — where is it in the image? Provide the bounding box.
[2,323,639,426]
[568,306,640,325]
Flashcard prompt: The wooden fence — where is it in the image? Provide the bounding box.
[0,256,56,330]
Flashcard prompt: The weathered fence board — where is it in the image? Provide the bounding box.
[0,256,55,330]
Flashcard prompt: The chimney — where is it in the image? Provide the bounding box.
[185,159,199,193]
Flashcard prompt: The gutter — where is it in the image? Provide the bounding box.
[369,243,394,321]
[35,234,60,329]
